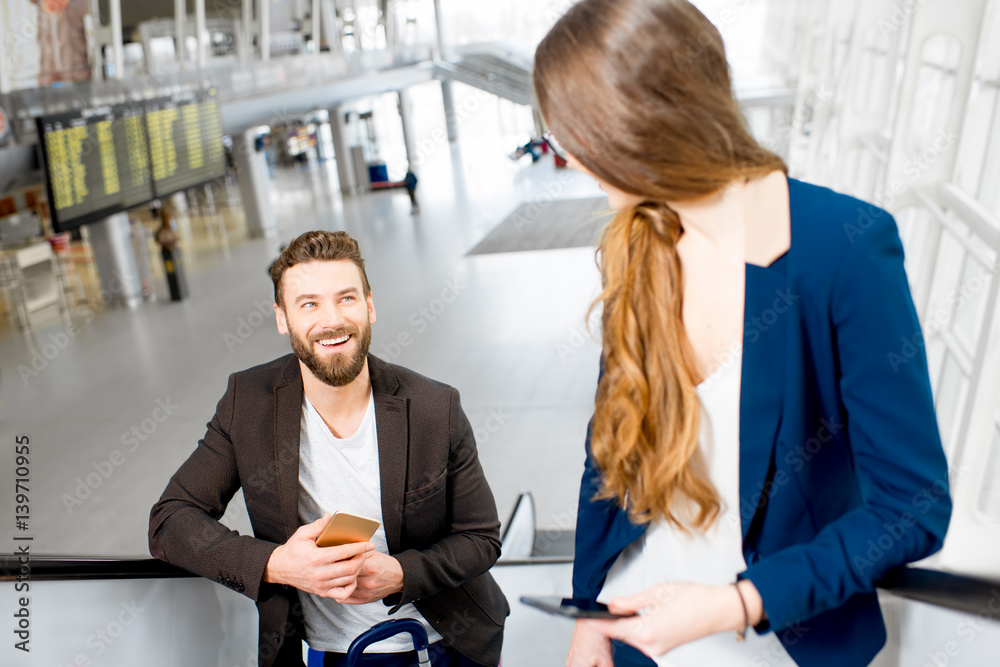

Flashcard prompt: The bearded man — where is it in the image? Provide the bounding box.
[149,230,507,667]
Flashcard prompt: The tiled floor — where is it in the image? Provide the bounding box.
[0,123,607,558]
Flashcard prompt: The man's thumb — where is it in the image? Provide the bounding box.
[300,514,330,539]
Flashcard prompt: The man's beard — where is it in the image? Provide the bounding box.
[289,321,372,387]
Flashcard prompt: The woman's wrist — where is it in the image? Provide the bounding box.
[733,583,750,640]
[710,584,747,635]
[714,580,766,636]
[735,578,765,627]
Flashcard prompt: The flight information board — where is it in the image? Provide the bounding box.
[37,105,154,232]
[145,94,226,198]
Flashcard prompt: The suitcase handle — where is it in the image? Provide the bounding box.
[346,618,432,666]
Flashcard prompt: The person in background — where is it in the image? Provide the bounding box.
[32,0,90,85]
[152,200,189,301]
[532,1,951,666]
[404,171,420,215]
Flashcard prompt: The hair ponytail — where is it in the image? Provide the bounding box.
[589,203,720,530]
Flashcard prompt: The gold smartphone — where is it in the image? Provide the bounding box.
[314,511,381,548]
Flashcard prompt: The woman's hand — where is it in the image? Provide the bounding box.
[591,581,760,658]
[566,619,614,667]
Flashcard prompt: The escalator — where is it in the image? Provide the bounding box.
[435,44,537,107]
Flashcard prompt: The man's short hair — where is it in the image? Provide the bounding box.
[270,230,371,308]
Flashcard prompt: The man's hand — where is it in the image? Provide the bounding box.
[566,619,613,667]
[341,551,405,604]
[263,514,375,600]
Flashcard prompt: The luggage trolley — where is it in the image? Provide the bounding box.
[346,618,433,667]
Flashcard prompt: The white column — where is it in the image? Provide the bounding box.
[350,0,362,52]
[109,0,124,78]
[233,130,278,238]
[398,90,417,173]
[383,0,395,47]
[175,0,186,70]
[195,0,207,71]
[88,213,143,309]
[431,0,459,141]
[88,0,102,81]
[532,108,545,138]
[322,0,341,55]
[329,105,357,195]
[431,0,445,59]
[242,0,254,62]
[440,81,459,142]
[259,0,271,61]
[0,5,9,92]
[312,0,322,55]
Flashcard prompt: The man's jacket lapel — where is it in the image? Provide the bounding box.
[274,356,304,540]
[370,356,408,554]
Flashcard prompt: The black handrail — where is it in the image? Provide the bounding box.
[0,556,191,581]
[878,567,1000,618]
[2,555,998,621]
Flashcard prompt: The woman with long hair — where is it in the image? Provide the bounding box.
[533,1,951,666]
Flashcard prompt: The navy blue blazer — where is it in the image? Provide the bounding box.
[573,178,952,666]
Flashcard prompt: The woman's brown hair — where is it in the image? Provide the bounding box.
[534,0,786,530]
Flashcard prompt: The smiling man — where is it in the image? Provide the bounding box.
[149,230,508,667]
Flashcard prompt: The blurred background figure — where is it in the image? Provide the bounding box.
[32,0,90,85]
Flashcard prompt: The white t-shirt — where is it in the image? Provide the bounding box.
[599,347,794,666]
[297,392,443,653]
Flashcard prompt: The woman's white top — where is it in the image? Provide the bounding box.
[598,347,795,666]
